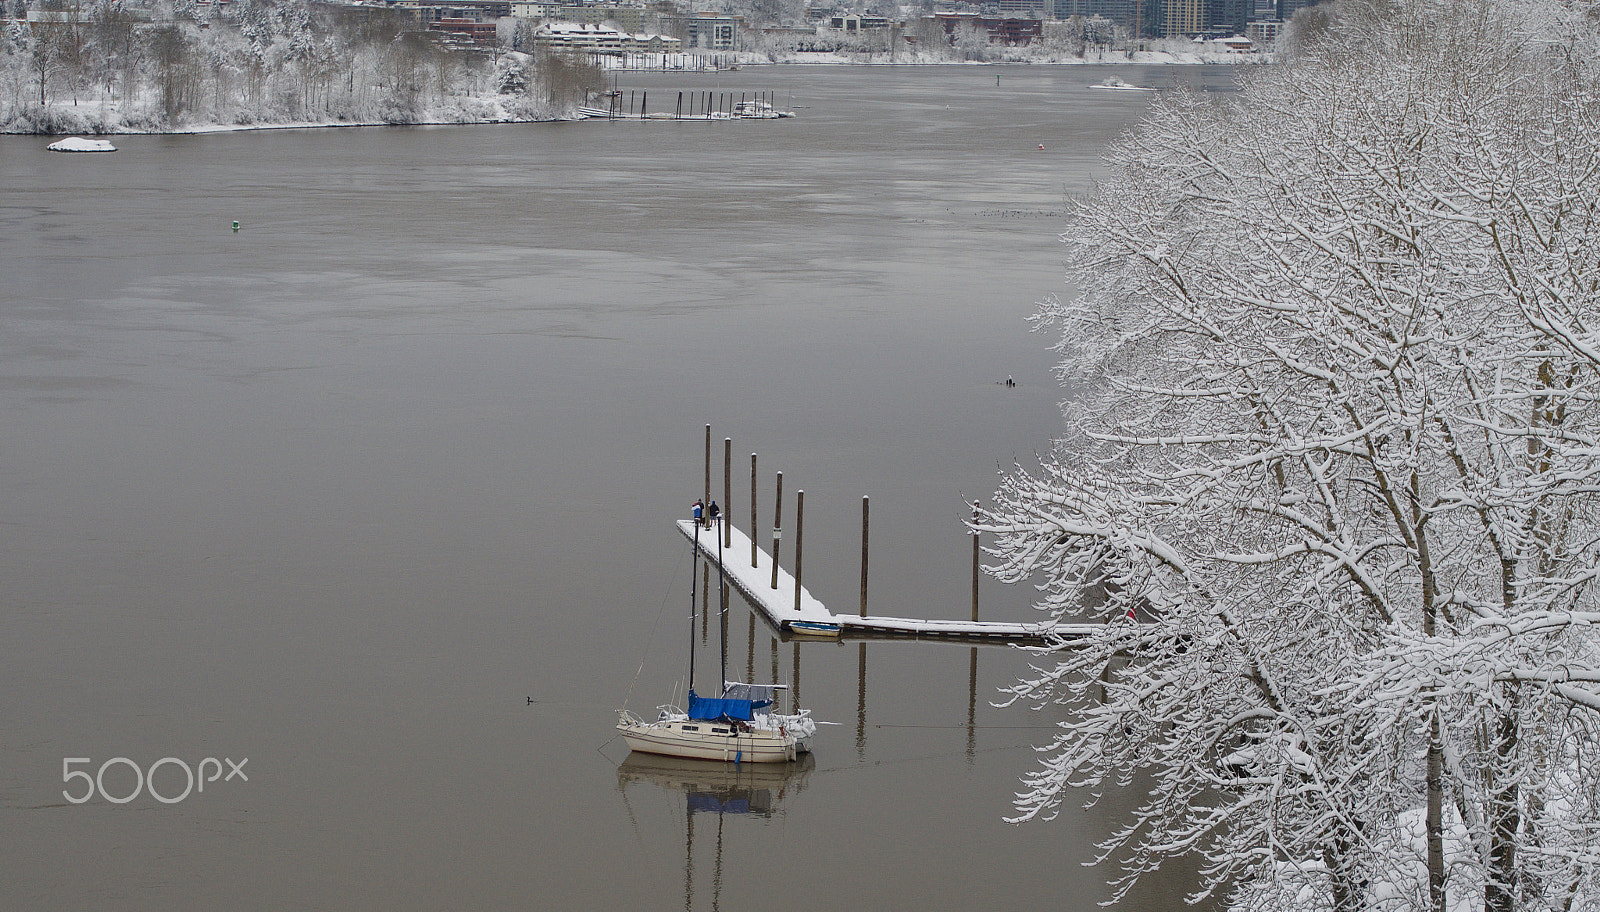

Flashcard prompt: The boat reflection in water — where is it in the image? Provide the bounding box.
[617,751,815,814]
[617,753,815,909]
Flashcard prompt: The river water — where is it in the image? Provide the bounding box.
[1,64,1236,909]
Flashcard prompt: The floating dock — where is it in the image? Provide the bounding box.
[678,520,1096,644]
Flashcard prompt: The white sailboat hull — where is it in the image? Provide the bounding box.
[617,713,808,763]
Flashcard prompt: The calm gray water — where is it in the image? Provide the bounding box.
[1,64,1235,910]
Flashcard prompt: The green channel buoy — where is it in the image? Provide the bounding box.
[232,221,240,232]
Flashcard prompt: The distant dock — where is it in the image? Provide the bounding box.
[579,91,793,121]
[678,519,1092,644]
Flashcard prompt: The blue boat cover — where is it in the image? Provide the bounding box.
[687,690,754,721]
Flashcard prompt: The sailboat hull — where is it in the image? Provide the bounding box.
[617,714,805,763]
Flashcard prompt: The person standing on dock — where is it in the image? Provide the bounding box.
[708,500,721,526]
[693,500,704,526]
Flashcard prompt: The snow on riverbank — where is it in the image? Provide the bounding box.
[2,92,572,137]
[4,50,1261,137]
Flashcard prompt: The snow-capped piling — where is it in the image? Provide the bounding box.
[793,489,805,612]
[771,472,783,591]
[972,502,981,621]
[860,496,870,618]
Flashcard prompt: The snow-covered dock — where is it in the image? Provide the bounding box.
[677,520,1093,643]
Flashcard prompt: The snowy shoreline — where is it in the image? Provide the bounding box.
[5,54,1258,137]
[7,113,576,137]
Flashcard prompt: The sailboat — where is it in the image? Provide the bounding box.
[617,517,819,763]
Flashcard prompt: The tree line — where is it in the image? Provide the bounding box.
[0,0,604,132]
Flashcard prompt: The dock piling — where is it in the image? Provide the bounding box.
[771,472,783,590]
[972,502,980,621]
[860,496,869,618]
[794,490,804,612]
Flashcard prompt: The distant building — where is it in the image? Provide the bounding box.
[534,20,682,51]
[1162,0,1203,36]
[547,4,661,33]
[511,1,563,17]
[430,16,500,43]
[827,13,893,32]
[1202,34,1254,51]
[993,0,1050,16]
[662,12,740,49]
[1052,0,1141,37]
[1204,0,1250,36]
[931,12,1044,45]
[1245,18,1281,44]
[397,0,512,22]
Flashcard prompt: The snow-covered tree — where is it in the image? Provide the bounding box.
[979,1,1600,911]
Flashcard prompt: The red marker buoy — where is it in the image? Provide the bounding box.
[1038,144,1045,150]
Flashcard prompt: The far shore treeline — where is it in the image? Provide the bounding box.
[0,0,609,133]
[0,0,1258,134]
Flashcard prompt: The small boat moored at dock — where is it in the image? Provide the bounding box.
[788,620,842,638]
[617,682,815,763]
[617,517,819,764]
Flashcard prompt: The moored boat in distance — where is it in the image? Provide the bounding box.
[617,683,816,763]
[732,100,794,119]
[1090,75,1156,91]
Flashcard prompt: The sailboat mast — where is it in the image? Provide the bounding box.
[689,521,699,694]
[717,518,727,694]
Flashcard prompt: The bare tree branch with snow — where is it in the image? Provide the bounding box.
[979,2,1600,910]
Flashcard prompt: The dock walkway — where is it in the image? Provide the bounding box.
[677,520,1097,644]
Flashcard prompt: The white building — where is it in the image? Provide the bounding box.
[511,1,563,17]
[534,21,682,52]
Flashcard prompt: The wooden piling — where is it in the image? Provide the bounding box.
[794,489,804,612]
[750,454,758,568]
[971,502,980,621]
[723,437,732,548]
[771,472,783,590]
[703,425,711,518]
[860,495,869,617]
